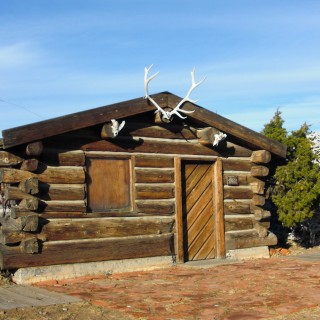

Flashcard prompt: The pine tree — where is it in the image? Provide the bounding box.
[262,112,320,228]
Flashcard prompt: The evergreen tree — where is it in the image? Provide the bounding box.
[262,112,320,228]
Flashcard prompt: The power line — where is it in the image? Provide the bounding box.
[0,98,45,119]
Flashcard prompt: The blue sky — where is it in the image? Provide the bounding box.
[1,0,320,136]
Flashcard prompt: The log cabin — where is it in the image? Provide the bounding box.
[0,92,286,280]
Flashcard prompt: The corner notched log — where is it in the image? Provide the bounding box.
[251,165,269,177]
[251,150,271,164]
[19,178,39,195]
[25,141,43,156]
[20,159,39,172]
[0,151,23,166]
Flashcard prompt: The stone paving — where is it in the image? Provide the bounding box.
[36,255,320,320]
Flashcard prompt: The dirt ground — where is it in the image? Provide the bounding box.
[0,245,319,320]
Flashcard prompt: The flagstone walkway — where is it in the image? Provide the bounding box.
[35,253,320,320]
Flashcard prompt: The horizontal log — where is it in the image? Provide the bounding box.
[136,184,175,200]
[223,172,260,186]
[251,150,271,164]
[222,159,252,171]
[39,183,86,200]
[0,233,173,269]
[19,178,39,195]
[40,200,86,212]
[81,138,251,157]
[224,200,252,215]
[123,122,198,140]
[0,166,85,184]
[0,151,23,166]
[251,165,269,177]
[223,186,253,199]
[136,200,175,215]
[135,169,174,183]
[20,159,39,172]
[40,149,85,166]
[40,216,174,241]
[135,156,174,168]
[224,215,254,232]
[225,230,277,250]
[25,141,43,156]
[5,186,38,201]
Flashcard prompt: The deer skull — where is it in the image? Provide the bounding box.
[111,119,125,137]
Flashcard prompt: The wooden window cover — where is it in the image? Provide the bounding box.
[86,156,132,212]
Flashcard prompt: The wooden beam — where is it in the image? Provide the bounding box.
[0,233,173,269]
[0,166,85,184]
[40,216,174,241]
[168,93,287,158]
[81,137,252,157]
[2,94,166,149]
[224,215,254,232]
[4,186,38,201]
[223,186,253,199]
[213,158,225,258]
[135,168,174,183]
[225,230,277,250]
[224,200,251,215]
[135,156,174,168]
[39,183,86,200]
[174,157,184,263]
[135,200,175,215]
[40,149,85,166]
[41,200,86,212]
[136,184,174,200]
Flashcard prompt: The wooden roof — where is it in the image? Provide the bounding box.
[1,92,286,158]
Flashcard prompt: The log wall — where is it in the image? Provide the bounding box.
[0,120,276,270]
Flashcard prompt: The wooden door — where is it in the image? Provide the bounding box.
[182,161,216,261]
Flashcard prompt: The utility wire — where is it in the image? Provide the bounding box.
[0,98,45,120]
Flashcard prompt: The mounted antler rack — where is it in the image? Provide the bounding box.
[144,65,206,123]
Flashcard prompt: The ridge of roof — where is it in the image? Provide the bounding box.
[1,92,286,157]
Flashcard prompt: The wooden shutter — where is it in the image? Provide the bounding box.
[86,157,132,212]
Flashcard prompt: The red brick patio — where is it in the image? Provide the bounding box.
[36,255,320,320]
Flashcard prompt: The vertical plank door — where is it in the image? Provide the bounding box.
[182,161,215,261]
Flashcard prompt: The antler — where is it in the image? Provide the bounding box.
[144,65,171,120]
[169,68,206,119]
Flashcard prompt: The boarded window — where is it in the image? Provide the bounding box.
[86,157,132,212]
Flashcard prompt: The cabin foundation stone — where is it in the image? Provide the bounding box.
[13,256,173,284]
[226,246,270,260]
